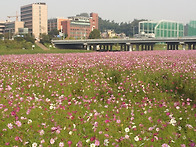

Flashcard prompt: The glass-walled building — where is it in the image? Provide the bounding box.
[188,21,196,36]
[139,20,184,38]
[139,21,157,38]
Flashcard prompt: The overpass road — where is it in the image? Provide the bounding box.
[52,37,196,51]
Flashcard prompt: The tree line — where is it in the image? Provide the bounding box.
[98,17,146,37]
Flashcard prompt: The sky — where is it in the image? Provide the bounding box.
[0,0,196,24]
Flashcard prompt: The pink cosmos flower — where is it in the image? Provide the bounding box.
[15,121,22,127]
[39,130,44,135]
[95,140,100,146]
[15,136,19,141]
[116,119,121,123]
[105,119,110,123]
[68,141,72,146]
[5,143,10,146]
[162,143,169,147]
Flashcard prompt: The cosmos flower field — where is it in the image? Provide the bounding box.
[0,50,195,147]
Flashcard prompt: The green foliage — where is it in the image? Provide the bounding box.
[0,39,33,50]
[23,34,35,44]
[48,29,60,38]
[76,13,89,17]
[14,37,24,42]
[40,33,51,45]
[99,18,146,37]
[88,29,101,39]
[0,34,4,39]
[3,32,14,40]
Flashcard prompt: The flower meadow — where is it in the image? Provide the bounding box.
[0,50,195,147]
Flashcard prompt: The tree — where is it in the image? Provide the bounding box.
[98,17,147,37]
[48,29,59,38]
[0,34,4,39]
[23,34,35,44]
[40,33,51,44]
[76,13,89,17]
[89,29,101,39]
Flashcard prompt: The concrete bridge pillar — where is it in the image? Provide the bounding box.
[86,45,90,50]
[151,44,154,50]
[99,45,102,50]
[188,44,192,50]
[147,45,150,50]
[124,44,127,51]
[93,45,97,51]
[176,44,178,50]
[144,44,147,51]
[193,44,196,50]
[106,45,109,51]
[110,45,113,51]
[120,44,123,51]
[167,44,170,50]
[167,44,179,50]
[141,45,144,51]
[136,44,139,51]
[126,43,132,51]
[182,44,186,50]
[103,45,106,51]
[129,44,133,51]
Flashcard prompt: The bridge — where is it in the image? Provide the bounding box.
[52,37,196,51]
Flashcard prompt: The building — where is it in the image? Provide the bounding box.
[5,21,24,35]
[61,13,98,39]
[21,2,48,39]
[48,18,67,32]
[101,30,116,38]
[0,21,5,34]
[188,20,196,36]
[139,20,184,38]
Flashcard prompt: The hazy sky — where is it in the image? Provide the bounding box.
[0,0,196,24]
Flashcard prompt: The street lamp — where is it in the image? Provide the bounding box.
[32,45,35,50]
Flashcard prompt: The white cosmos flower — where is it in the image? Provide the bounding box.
[49,105,54,110]
[69,131,73,135]
[90,143,96,147]
[32,142,37,147]
[134,136,139,141]
[28,119,32,124]
[125,127,130,133]
[169,118,176,126]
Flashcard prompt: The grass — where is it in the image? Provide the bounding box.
[0,43,188,55]
[0,45,93,55]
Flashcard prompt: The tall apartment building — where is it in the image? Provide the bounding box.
[61,13,98,39]
[0,21,5,34]
[21,2,48,39]
[48,18,67,32]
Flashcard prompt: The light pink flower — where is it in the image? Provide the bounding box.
[59,142,64,147]
[15,121,22,127]
[7,123,13,129]
[50,138,55,144]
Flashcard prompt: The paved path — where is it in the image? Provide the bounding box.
[35,41,49,50]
